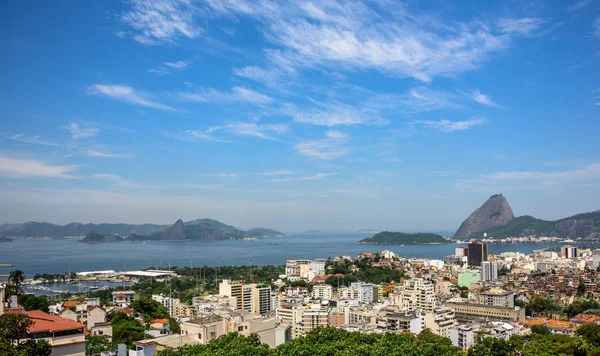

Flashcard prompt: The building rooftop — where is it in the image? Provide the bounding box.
[26,310,85,333]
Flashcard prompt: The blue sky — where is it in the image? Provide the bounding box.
[0,0,599,232]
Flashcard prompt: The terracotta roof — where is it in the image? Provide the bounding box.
[114,293,127,298]
[26,310,85,333]
[88,306,106,312]
[121,307,133,315]
[63,301,77,308]
[572,314,600,325]
[150,318,170,324]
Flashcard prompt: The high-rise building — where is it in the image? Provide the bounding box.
[393,278,437,312]
[219,279,244,310]
[480,261,498,281]
[252,284,272,315]
[312,284,333,300]
[455,247,468,257]
[561,246,578,259]
[0,284,4,315]
[299,309,330,336]
[242,285,253,312]
[350,282,374,303]
[424,307,456,338]
[475,289,514,308]
[468,242,488,267]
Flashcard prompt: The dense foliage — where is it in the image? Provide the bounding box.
[325,258,404,286]
[516,297,599,318]
[358,231,450,245]
[0,313,51,356]
[18,294,49,312]
[85,335,117,355]
[110,312,147,346]
[158,328,462,356]
[131,298,180,333]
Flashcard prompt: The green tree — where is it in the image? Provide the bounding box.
[577,283,586,296]
[8,270,25,294]
[468,337,514,356]
[531,324,551,335]
[18,294,49,312]
[132,298,169,322]
[576,324,600,348]
[85,335,117,355]
[111,312,146,346]
[17,339,51,356]
[0,313,51,356]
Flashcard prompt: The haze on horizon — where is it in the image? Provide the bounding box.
[0,0,599,232]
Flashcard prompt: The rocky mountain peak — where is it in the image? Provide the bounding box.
[453,194,515,239]
[160,219,186,241]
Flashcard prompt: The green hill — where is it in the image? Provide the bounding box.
[80,231,123,243]
[358,231,451,245]
[244,228,283,237]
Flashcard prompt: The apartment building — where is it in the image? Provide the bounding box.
[424,307,456,338]
[350,282,374,303]
[475,289,514,308]
[393,278,437,312]
[312,284,333,300]
[380,311,424,334]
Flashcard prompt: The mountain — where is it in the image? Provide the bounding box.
[80,231,123,243]
[0,237,12,243]
[473,211,600,239]
[160,219,186,241]
[453,194,515,239]
[1,221,167,238]
[358,231,451,245]
[127,219,253,241]
[244,228,283,237]
[0,223,21,233]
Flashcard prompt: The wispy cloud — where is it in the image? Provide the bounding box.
[121,0,201,45]
[1,133,62,147]
[149,60,191,76]
[497,18,548,37]
[81,150,135,159]
[63,122,99,139]
[295,131,351,160]
[0,157,77,179]
[212,121,288,140]
[176,86,272,104]
[269,172,337,183]
[88,84,176,111]
[92,173,150,188]
[567,0,592,13]
[255,170,293,176]
[411,117,488,132]
[472,89,499,107]
[368,88,464,115]
[200,173,239,178]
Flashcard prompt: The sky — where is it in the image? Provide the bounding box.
[0,0,599,233]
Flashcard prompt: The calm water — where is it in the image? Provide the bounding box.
[22,280,133,296]
[0,233,568,278]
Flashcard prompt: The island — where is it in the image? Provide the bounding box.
[80,231,124,243]
[357,231,452,245]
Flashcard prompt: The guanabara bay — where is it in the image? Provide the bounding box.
[1,1,599,355]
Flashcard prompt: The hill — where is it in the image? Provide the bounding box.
[472,211,600,239]
[2,221,167,238]
[453,194,514,239]
[0,237,12,243]
[80,231,123,243]
[358,231,451,245]
[126,219,268,241]
[244,228,283,237]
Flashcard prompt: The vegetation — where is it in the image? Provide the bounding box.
[358,231,450,245]
[85,335,117,355]
[9,269,25,294]
[244,227,283,237]
[158,328,463,356]
[131,298,181,333]
[0,313,51,356]
[80,231,123,243]
[110,311,148,346]
[18,294,49,312]
[325,258,404,286]
[517,297,600,318]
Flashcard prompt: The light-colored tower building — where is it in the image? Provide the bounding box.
[394,278,437,312]
[312,284,333,300]
[561,246,578,259]
[0,284,5,315]
[350,282,374,303]
[219,279,245,310]
[481,261,498,281]
[424,307,456,338]
[252,284,272,315]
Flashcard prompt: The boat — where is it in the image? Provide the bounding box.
[270,242,281,245]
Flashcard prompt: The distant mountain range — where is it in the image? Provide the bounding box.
[454,194,600,240]
[358,231,451,245]
[1,218,283,242]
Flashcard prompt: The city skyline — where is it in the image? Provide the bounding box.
[1,0,599,231]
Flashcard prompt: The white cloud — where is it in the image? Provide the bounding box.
[164,60,189,69]
[1,133,62,147]
[482,164,600,182]
[293,109,387,126]
[411,117,488,132]
[177,86,272,104]
[369,88,463,115]
[295,132,351,160]
[0,157,77,179]
[64,122,99,139]
[269,172,337,183]
[92,173,150,188]
[149,60,191,76]
[200,173,239,178]
[82,150,135,159]
[497,18,547,37]
[148,67,171,76]
[567,0,592,13]
[255,170,293,176]
[472,89,499,107]
[121,0,201,45]
[88,84,176,111]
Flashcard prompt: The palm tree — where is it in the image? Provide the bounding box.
[9,270,25,294]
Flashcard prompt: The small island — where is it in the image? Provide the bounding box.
[357,231,452,245]
[358,229,379,234]
[80,231,124,243]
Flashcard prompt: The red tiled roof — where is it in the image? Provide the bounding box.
[63,301,77,308]
[26,310,85,333]
[121,307,133,315]
[150,318,169,324]
[88,306,106,312]
[114,293,127,298]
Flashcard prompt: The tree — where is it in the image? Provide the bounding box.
[0,314,51,356]
[531,324,551,335]
[85,335,116,355]
[9,270,25,294]
[132,298,169,322]
[111,312,146,346]
[468,337,513,356]
[575,324,600,348]
[18,294,49,312]
[576,283,586,296]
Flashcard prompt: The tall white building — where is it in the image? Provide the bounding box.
[481,261,498,281]
[350,282,374,303]
[424,307,456,338]
[312,284,333,300]
[561,246,578,259]
[393,278,437,312]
